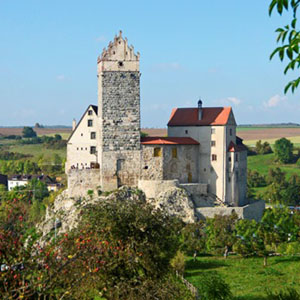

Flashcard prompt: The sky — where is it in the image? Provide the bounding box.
[0,0,299,127]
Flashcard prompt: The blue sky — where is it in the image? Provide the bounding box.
[0,0,299,127]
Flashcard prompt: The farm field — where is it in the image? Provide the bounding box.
[0,127,72,139]
[185,255,300,299]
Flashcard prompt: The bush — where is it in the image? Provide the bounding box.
[255,140,273,155]
[274,138,294,164]
[266,288,300,300]
[196,271,232,300]
[247,170,267,187]
[22,126,37,138]
[170,251,185,275]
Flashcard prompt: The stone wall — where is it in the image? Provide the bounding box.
[101,150,141,191]
[195,200,265,222]
[67,169,101,198]
[100,71,140,152]
[140,144,199,183]
[138,179,179,199]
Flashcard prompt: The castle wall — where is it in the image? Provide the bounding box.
[140,144,198,183]
[67,169,101,198]
[196,200,265,222]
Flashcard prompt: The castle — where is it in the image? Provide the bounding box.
[66,31,263,216]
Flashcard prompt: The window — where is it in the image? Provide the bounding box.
[185,130,188,134]
[154,147,162,157]
[91,132,96,139]
[212,154,217,161]
[90,146,96,154]
[211,140,216,147]
[228,156,231,162]
[118,61,124,67]
[211,128,216,134]
[88,120,93,127]
[172,148,177,158]
[228,176,231,182]
[230,128,233,136]
[88,110,93,115]
[81,133,83,136]
[235,154,238,162]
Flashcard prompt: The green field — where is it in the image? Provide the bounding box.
[9,143,66,162]
[185,256,300,299]
[248,153,300,178]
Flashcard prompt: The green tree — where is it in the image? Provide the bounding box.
[269,0,300,93]
[274,138,294,163]
[206,213,238,257]
[22,126,37,138]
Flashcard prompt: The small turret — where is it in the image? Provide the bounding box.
[198,99,203,120]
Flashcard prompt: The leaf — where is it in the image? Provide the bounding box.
[279,47,285,60]
[287,47,294,59]
[269,0,279,15]
[292,18,297,29]
[270,47,282,60]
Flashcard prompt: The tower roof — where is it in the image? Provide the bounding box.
[97,30,140,63]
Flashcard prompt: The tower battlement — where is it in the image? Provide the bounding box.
[97,31,139,72]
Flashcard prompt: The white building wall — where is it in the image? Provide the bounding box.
[66,106,100,171]
[8,180,28,191]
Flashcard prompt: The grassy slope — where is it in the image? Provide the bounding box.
[185,256,300,300]
[248,153,300,178]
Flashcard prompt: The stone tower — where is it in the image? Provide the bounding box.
[97,31,141,191]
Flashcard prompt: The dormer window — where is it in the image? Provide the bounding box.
[88,110,93,115]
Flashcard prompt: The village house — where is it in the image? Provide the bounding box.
[65,30,254,211]
[8,174,60,192]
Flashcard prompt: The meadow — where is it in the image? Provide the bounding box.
[186,255,300,299]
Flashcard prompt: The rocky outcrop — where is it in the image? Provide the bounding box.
[151,187,196,223]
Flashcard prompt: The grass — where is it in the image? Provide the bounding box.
[185,255,300,299]
[5,143,66,162]
[248,153,300,179]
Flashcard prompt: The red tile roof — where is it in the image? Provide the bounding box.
[168,107,232,126]
[228,141,248,152]
[141,136,199,145]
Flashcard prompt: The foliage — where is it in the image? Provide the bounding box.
[0,151,31,160]
[266,288,300,300]
[274,138,294,164]
[194,271,232,300]
[180,221,206,255]
[22,126,37,138]
[140,131,148,138]
[269,0,300,93]
[170,251,186,275]
[205,213,238,256]
[255,140,273,155]
[247,169,267,188]
[0,160,40,175]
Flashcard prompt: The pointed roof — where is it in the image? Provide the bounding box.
[168,107,232,126]
[228,137,248,152]
[141,136,199,145]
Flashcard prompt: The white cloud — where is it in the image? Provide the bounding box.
[226,97,241,105]
[263,94,287,108]
[151,62,182,71]
[96,35,106,42]
[215,97,242,106]
[56,74,66,81]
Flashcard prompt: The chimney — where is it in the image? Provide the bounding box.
[72,119,76,131]
[198,99,203,120]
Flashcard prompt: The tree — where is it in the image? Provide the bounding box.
[274,138,294,163]
[22,126,37,138]
[255,140,273,155]
[205,213,238,258]
[269,0,300,93]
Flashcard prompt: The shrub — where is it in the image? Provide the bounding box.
[266,288,300,300]
[22,126,37,138]
[196,271,232,300]
[274,138,294,164]
[170,250,185,275]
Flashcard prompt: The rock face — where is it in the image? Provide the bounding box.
[151,187,196,223]
[38,185,197,240]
